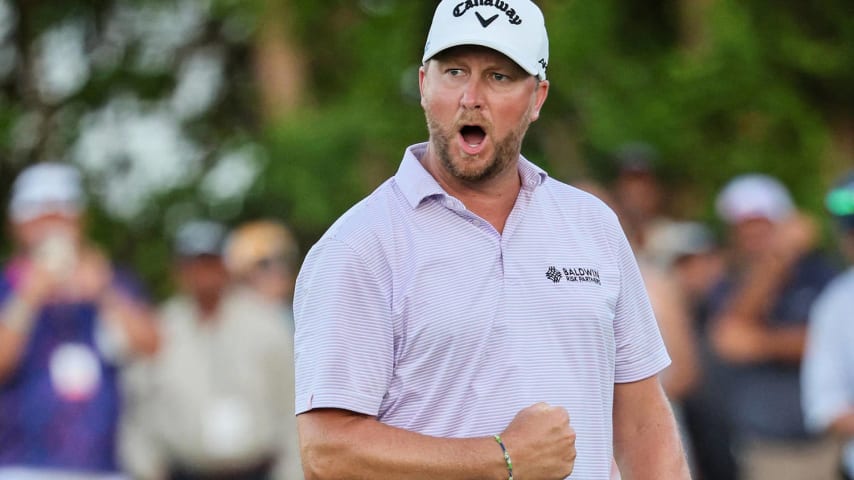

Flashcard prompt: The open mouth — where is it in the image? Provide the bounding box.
[460,125,486,148]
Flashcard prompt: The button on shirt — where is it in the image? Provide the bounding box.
[294,142,670,479]
[803,268,854,477]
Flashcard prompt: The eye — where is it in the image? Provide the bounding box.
[446,68,465,76]
[491,72,510,82]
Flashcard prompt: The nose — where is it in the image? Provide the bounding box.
[460,78,484,110]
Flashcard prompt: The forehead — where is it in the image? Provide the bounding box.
[429,45,528,73]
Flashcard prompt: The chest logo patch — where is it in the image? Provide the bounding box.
[546,266,601,285]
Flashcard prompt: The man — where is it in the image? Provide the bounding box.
[294,1,690,479]
[0,163,159,479]
[802,172,854,480]
[709,173,839,480]
[611,142,675,260]
[120,220,302,480]
[649,221,736,480]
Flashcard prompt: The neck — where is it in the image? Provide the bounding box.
[194,293,223,321]
[423,144,522,234]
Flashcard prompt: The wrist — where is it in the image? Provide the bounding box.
[494,434,514,480]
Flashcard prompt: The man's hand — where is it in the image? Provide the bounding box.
[501,402,576,480]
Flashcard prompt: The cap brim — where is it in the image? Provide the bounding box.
[423,38,541,79]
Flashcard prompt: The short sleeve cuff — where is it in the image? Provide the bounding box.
[296,389,384,417]
[614,350,671,384]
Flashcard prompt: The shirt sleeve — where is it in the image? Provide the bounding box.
[293,237,394,417]
[607,214,671,383]
[802,277,852,433]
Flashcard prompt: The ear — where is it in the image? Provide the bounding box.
[418,65,428,108]
[529,79,549,122]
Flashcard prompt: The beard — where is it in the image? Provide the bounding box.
[424,106,534,183]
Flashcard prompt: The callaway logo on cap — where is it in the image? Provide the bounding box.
[423,0,550,80]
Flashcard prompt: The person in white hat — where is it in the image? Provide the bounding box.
[0,163,159,479]
[708,173,841,480]
[294,2,690,479]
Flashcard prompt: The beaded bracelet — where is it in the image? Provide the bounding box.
[493,434,514,480]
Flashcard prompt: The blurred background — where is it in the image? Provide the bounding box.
[0,0,851,294]
[2,1,854,479]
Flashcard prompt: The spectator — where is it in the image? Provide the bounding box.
[650,221,736,480]
[224,220,299,329]
[611,142,675,258]
[709,173,839,480]
[802,172,854,480]
[120,220,302,480]
[0,163,159,479]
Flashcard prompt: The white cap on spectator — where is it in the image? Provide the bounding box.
[423,0,549,80]
[174,220,227,258]
[716,173,794,224]
[9,163,85,223]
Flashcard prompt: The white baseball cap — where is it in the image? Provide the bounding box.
[174,220,227,258]
[9,163,85,223]
[716,173,795,224]
[423,0,549,80]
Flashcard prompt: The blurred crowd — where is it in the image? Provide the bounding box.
[2,155,854,480]
[586,145,854,480]
[0,164,302,479]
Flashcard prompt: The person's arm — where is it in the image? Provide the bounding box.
[298,403,576,480]
[712,213,816,364]
[613,376,691,479]
[75,249,160,357]
[802,281,854,441]
[98,288,160,356]
[0,294,39,382]
[271,320,304,480]
[0,264,54,382]
[828,412,854,438]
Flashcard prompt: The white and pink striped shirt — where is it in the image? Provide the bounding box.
[294,142,670,479]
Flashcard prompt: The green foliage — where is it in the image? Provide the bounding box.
[1,0,852,291]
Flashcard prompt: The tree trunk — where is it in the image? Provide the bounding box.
[253,0,308,123]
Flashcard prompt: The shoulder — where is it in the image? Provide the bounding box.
[795,251,841,282]
[318,178,400,245]
[538,178,621,224]
[302,178,406,275]
[110,265,151,302]
[812,267,854,318]
[535,179,628,253]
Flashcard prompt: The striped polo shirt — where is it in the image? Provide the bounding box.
[294,142,670,479]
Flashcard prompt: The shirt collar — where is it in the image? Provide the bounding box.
[395,142,549,209]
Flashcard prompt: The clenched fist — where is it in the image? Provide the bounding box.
[500,402,576,480]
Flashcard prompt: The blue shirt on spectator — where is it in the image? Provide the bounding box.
[0,260,143,474]
[705,251,839,441]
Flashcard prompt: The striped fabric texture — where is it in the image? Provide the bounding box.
[294,142,670,479]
